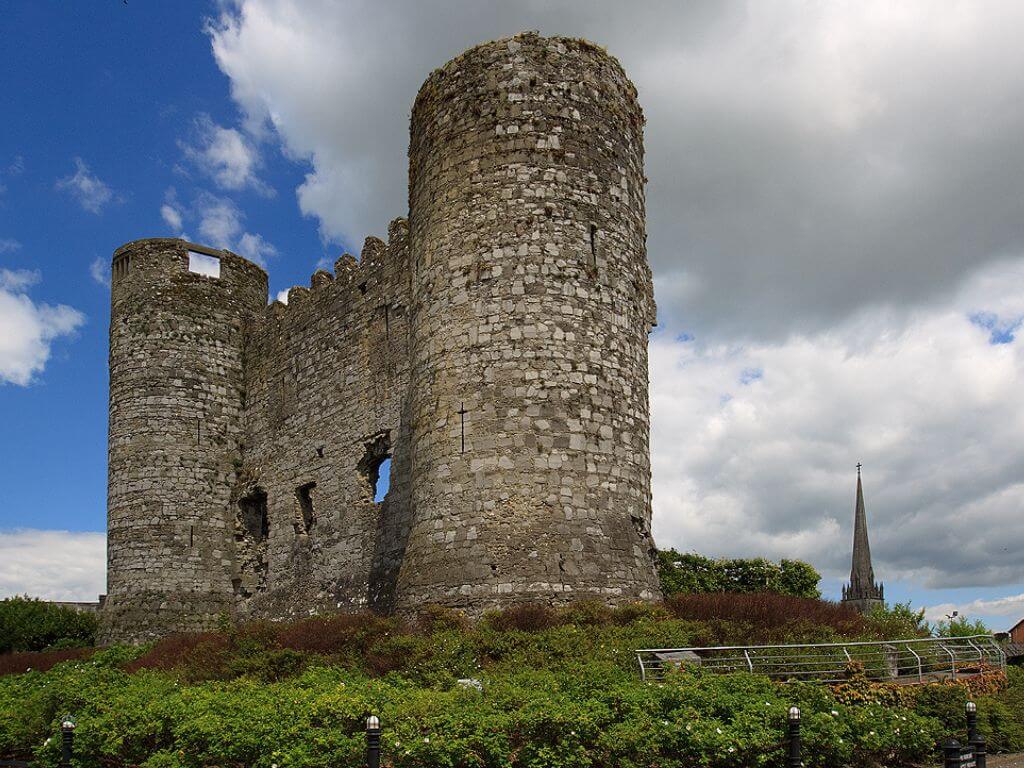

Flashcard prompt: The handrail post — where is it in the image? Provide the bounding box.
[939,642,957,680]
[906,644,922,682]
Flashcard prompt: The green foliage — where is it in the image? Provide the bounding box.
[0,597,98,653]
[657,550,821,598]
[863,602,930,639]
[0,600,1016,767]
[932,614,990,637]
[0,655,976,768]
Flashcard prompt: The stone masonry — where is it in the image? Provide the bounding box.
[99,32,662,644]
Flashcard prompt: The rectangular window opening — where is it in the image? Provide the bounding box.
[188,251,221,278]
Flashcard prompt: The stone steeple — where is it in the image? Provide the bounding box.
[841,464,884,613]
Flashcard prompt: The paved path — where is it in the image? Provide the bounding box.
[989,755,1024,767]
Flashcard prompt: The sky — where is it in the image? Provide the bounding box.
[1,1,1022,631]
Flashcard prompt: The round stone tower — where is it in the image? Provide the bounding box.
[99,239,267,643]
[396,32,661,612]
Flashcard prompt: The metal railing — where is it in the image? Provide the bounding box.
[636,635,1006,683]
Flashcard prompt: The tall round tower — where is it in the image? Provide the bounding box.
[99,239,267,643]
[397,32,661,612]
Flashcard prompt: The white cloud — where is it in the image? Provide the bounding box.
[196,192,244,247]
[0,530,105,602]
[0,269,40,292]
[181,114,272,195]
[275,288,289,304]
[924,594,1024,625]
[236,231,277,266]
[186,192,277,266]
[161,203,184,232]
[209,1,1024,337]
[55,157,114,214]
[89,257,111,288]
[0,269,85,385]
[650,257,1024,589]
[0,238,20,254]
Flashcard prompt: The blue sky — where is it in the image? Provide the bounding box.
[0,2,359,533]
[1,1,1023,631]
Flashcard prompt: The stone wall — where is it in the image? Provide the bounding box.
[396,32,660,612]
[100,32,662,643]
[237,220,412,619]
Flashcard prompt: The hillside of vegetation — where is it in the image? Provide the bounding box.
[0,595,1021,768]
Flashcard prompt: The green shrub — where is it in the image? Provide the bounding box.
[2,597,1016,767]
[657,550,822,599]
[0,597,98,653]
[0,659,968,768]
[863,602,930,639]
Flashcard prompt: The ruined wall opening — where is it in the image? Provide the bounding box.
[234,488,269,597]
[358,432,391,503]
[238,488,268,542]
[374,458,391,502]
[295,482,317,534]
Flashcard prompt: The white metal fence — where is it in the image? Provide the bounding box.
[636,635,1006,683]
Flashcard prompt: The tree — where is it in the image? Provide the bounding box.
[656,549,821,599]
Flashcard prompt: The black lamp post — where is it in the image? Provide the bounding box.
[365,715,381,768]
[59,716,76,768]
[966,701,986,768]
[787,706,802,768]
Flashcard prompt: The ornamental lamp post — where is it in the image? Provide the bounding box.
[966,701,986,768]
[365,715,381,768]
[787,706,802,768]
[59,716,76,768]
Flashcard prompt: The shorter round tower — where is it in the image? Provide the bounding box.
[99,239,267,643]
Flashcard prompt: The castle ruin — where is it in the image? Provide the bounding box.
[99,32,661,644]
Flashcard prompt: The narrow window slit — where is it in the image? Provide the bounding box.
[458,403,468,453]
[296,482,317,534]
[587,224,599,274]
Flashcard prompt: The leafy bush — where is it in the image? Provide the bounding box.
[657,550,822,598]
[933,614,991,637]
[0,605,1020,768]
[0,597,98,653]
[863,602,930,639]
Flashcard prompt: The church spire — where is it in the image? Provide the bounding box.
[842,463,884,613]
